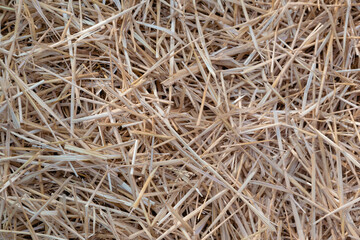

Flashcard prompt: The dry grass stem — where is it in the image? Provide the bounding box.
[1,0,360,239]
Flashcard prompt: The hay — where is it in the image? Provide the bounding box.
[1,0,360,239]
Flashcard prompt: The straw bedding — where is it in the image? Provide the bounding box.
[1,0,360,239]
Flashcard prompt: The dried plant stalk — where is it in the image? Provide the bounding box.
[1,0,360,239]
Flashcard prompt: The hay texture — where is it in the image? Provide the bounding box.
[1,0,360,239]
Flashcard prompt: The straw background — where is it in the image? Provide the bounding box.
[1,0,360,239]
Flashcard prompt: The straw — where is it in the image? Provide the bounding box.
[1,0,360,239]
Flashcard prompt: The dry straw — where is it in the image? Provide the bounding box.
[1,0,360,239]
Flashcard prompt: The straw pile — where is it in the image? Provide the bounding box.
[1,0,360,239]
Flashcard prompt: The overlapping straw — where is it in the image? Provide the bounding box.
[1,0,360,239]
